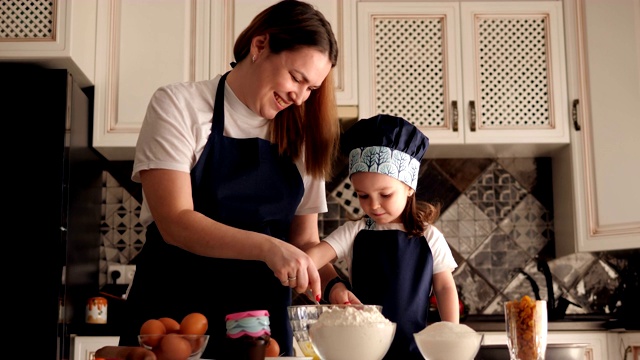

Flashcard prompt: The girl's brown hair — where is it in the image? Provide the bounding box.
[401,196,442,237]
[233,0,340,179]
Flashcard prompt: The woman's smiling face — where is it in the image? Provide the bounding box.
[250,46,331,119]
[351,172,414,224]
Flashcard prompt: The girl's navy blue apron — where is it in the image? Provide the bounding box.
[351,220,434,360]
[119,72,304,358]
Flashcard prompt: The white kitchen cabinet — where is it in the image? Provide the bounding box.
[231,0,358,105]
[0,0,97,87]
[608,332,640,360]
[552,0,640,255]
[92,0,356,160]
[71,335,119,360]
[91,0,214,160]
[482,331,608,359]
[357,1,569,158]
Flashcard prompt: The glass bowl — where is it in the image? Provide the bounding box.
[288,304,392,360]
[138,334,209,360]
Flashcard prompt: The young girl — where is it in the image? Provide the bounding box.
[307,114,460,360]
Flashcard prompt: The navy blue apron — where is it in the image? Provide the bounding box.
[351,220,434,360]
[120,72,304,359]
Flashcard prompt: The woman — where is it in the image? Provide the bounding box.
[118,1,353,357]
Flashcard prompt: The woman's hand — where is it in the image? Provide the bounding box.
[264,237,321,297]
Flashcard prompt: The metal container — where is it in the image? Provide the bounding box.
[475,343,588,360]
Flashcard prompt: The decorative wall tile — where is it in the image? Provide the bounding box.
[417,160,461,212]
[498,194,553,256]
[467,228,531,292]
[549,253,597,290]
[432,158,493,192]
[329,178,361,218]
[99,172,144,288]
[465,163,529,222]
[570,259,621,314]
[453,263,497,314]
[99,158,635,317]
[435,194,496,258]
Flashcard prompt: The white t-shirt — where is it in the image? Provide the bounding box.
[132,74,328,226]
[323,219,458,280]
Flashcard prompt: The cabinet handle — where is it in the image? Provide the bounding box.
[452,101,458,132]
[572,99,581,131]
[469,101,476,132]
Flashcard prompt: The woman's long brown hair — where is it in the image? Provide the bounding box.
[233,0,340,180]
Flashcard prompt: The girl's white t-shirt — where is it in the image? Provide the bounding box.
[132,74,327,226]
[323,219,458,280]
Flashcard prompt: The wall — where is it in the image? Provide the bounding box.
[99,158,638,317]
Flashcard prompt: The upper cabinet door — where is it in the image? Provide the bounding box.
[358,2,465,144]
[460,2,569,145]
[228,0,358,105]
[554,0,640,255]
[92,0,204,160]
[357,1,569,157]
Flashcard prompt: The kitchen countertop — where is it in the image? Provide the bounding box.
[462,314,616,332]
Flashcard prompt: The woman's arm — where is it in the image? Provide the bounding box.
[289,213,340,302]
[432,271,460,323]
[140,168,319,290]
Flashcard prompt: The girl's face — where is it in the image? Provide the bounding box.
[350,172,414,224]
[250,46,332,119]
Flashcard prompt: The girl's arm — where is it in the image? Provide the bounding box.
[432,271,460,323]
[306,241,337,270]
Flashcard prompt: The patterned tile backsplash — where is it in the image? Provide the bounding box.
[100,158,638,317]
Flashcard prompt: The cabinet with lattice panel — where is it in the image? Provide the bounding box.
[0,0,97,87]
[357,1,569,156]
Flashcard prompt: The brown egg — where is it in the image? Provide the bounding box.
[265,337,280,357]
[157,333,192,360]
[180,313,208,335]
[140,319,167,348]
[158,317,181,334]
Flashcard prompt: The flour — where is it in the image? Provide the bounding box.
[309,306,396,360]
[315,305,391,326]
[414,321,483,360]
[417,320,476,336]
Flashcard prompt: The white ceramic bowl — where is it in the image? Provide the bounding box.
[413,323,483,360]
[302,305,395,360]
[310,321,396,360]
[288,304,385,359]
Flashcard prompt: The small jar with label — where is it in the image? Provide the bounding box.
[86,297,108,324]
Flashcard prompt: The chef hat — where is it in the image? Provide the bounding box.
[341,114,429,190]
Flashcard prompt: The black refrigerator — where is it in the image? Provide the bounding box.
[3,63,103,360]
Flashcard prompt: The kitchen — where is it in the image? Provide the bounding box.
[1,0,638,359]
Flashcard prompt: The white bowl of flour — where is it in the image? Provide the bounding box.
[413,321,483,360]
[308,305,396,360]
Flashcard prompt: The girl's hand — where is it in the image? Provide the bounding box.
[329,283,362,305]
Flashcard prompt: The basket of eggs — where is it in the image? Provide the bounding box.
[138,312,210,360]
